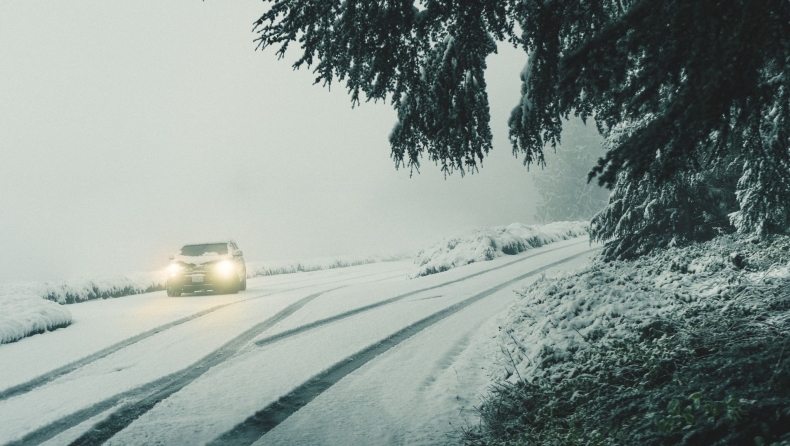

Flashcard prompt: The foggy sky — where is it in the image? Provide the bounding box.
[0,1,571,284]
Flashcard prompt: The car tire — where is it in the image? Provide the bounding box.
[167,287,182,297]
[239,277,247,291]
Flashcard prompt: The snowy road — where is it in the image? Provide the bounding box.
[0,238,595,446]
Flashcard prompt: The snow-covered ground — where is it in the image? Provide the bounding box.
[494,234,790,383]
[0,254,409,345]
[0,236,594,445]
[410,221,589,278]
[1,221,575,346]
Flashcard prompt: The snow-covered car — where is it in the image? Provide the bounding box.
[166,241,247,296]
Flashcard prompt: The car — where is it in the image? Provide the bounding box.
[166,241,247,296]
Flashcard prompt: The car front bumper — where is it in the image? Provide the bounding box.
[166,272,236,292]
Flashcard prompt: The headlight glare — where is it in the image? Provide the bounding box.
[169,264,182,276]
[216,260,234,275]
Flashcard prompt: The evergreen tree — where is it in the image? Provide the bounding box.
[254,0,790,252]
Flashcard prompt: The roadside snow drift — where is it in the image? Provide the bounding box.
[0,292,72,344]
[2,272,168,305]
[410,221,589,278]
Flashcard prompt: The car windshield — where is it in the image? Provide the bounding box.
[180,243,228,256]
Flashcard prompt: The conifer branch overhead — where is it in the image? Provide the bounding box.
[254,0,790,249]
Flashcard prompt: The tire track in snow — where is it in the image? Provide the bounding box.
[0,267,402,403]
[208,249,597,445]
[253,239,589,349]
[6,287,345,446]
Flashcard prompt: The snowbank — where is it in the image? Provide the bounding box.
[0,271,168,305]
[0,292,72,344]
[493,234,790,382]
[410,221,589,278]
[246,253,409,279]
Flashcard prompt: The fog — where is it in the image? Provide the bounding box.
[0,1,553,284]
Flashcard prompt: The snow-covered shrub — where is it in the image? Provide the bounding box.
[410,221,589,278]
[0,271,168,305]
[0,292,72,344]
[245,253,409,279]
[464,234,790,445]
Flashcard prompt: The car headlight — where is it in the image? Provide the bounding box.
[169,264,182,276]
[216,260,234,276]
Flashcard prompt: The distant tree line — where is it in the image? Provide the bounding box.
[254,0,790,258]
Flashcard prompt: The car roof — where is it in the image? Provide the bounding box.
[180,240,236,247]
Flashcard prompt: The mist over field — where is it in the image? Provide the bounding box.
[0,0,574,284]
[2,2,788,444]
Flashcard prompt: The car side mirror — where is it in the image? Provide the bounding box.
[169,254,175,260]
[233,249,243,257]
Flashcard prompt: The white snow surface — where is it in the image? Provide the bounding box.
[410,221,589,278]
[494,234,790,383]
[97,240,595,446]
[0,238,596,445]
[0,254,409,344]
[0,292,71,344]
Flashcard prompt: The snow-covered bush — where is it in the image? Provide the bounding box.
[0,271,168,305]
[464,234,790,445]
[245,253,409,279]
[0,292,72,344]
[591,168,740,260]
[410,221,589,278]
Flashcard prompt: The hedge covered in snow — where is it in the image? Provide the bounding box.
[0,272,168,305]
[245,253,409,279]
[0,292,72,344]
[410,221,589,278]
[465,234,790,445]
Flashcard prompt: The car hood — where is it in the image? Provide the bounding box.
[173,253,231,266]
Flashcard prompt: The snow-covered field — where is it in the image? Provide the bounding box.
[0,236,595,445]
[410,221,589,278]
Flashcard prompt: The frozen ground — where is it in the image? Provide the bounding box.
[0,236,594,445]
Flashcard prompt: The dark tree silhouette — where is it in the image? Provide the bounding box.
[254,0,790,255]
